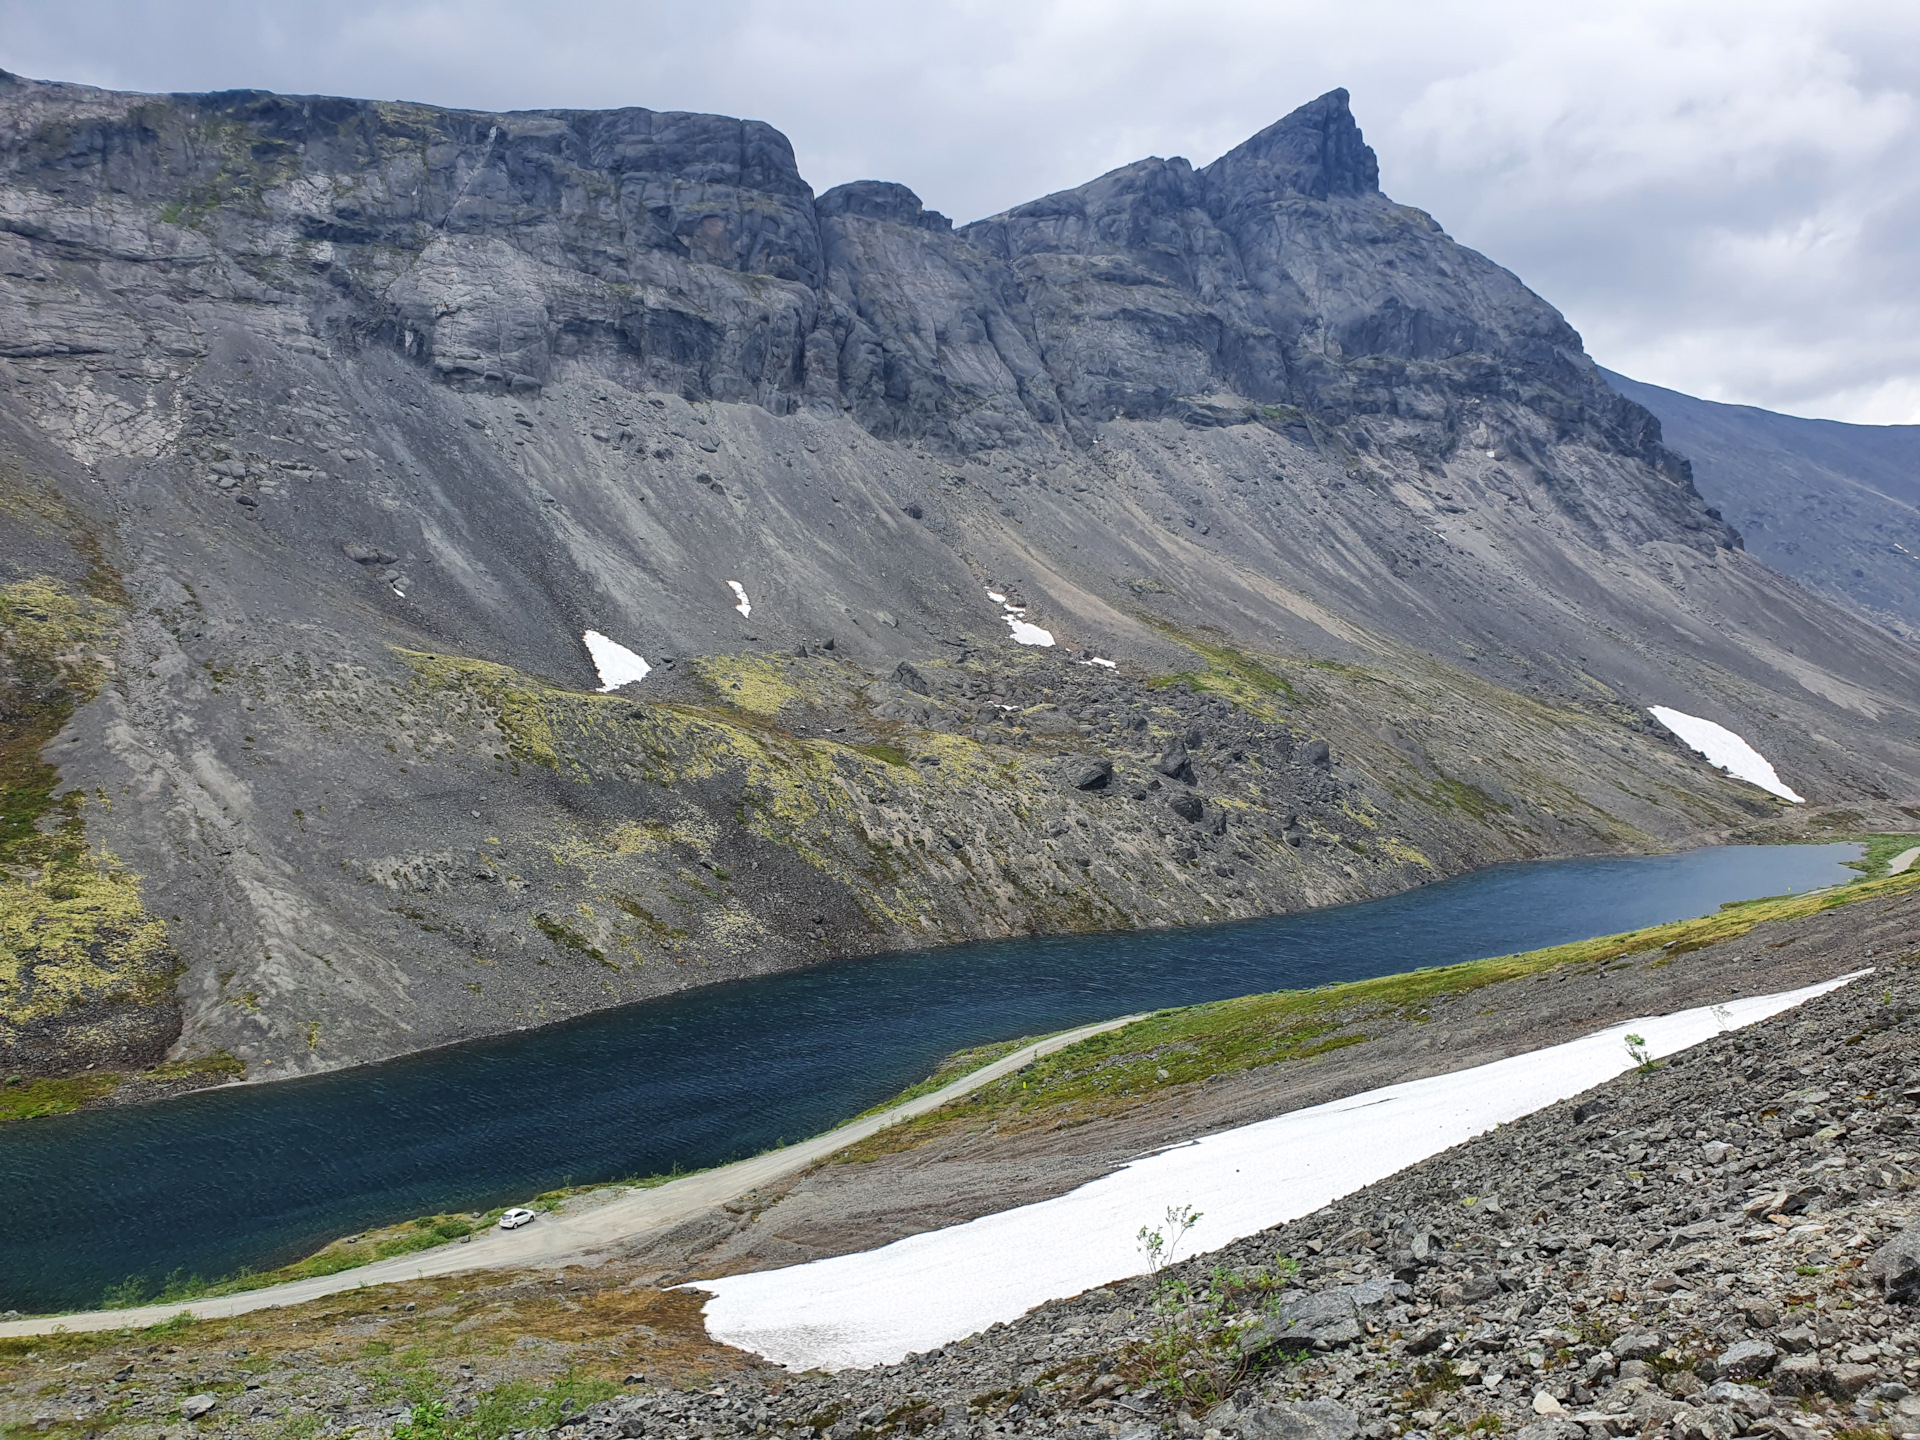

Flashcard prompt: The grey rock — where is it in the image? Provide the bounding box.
[1867,1219,1920,1303]
[1613,1332,1663,1362]
[1514,1423,1587,1440]
[1671,1404,1739,1440]
[1071,758,1114,791]
[1830,1364,1880,1398]
[1774,1326,1816,1355]
[1717,1341,1778,1379]
[1168,791,1205,823]
[1242,1280,1407,1354]
[1236,1398,1360,1440]
[1302,739,1332,769]
[1702,1383,1772,1419]
[179,1394,218,1419]
[1153,741,1195,783]
[1770,1355,1831,1397]
[892,660,931,696]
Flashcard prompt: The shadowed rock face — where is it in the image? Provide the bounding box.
[1604,368,1920,643]
[0,71,1915,1084]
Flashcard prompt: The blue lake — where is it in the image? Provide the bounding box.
[0,842,1859,1312]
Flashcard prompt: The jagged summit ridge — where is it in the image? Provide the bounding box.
[1201,86,1381,203]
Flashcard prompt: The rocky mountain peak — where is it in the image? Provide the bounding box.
[816,180,953,231]
[1201,86,1380,206]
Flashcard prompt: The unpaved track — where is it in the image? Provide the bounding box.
[0,1014,1145,1338]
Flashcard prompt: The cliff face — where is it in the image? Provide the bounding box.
[1,72,1915,1085]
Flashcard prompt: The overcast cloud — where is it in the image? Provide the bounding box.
[5,0,1918,424]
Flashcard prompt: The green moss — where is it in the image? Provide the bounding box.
[1424,775,1510,820]
[532,913,606,965]
[0,1070,122,1122]
[1139,619,1298,715]
[853,742,911,767]
[141,1050,246,1084]
[691,653,799,716]
[1838,833,1920,879]
[396,649,564,769]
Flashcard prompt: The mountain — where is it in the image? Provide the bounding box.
[1,73,1916,1091]
[1603,369,1920,642]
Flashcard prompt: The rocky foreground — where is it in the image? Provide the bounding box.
[569,959,1920,1440]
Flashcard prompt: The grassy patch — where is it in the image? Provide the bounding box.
[1838,833,1920,880]
[97,1208,506,1309]
[394,1372,620,1440]
[1139,619,1297,716]
[833,866,1920,1161]
[0,1069,122,1121]
[852,741,911,767]
[691,653,799,717]
[140,1050,246,1084]
[532,912,608,966]
[846,1033,1046,1120]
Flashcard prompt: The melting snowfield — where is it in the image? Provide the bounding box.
[986,585,1055,647]
[729,581,752,618]
[582,630,651,691]
[1649,706,1804,803]
[696,972,1863,1371]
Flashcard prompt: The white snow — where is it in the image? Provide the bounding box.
[986,590,1007,603]
[1080,657,1118,669]
[1648,706,1804,803]
[1003,615,1055,647]
[729,581,752,618]
[581,630,651,691]
[696,971,1863,1371]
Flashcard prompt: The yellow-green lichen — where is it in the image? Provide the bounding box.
[0,576,180,1068]
[692,653,800,716]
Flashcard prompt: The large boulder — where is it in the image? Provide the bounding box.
[1866,1220,1920,1304]
[1153,739,1195,782]
[1236,1398,1360,1440]
[1240,1279,1408,1355]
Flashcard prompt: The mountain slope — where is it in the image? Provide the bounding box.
[0,73,1916,1088]
[1604,368,1920,641]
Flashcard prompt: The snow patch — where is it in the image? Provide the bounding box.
[1648,706,1804,803]
[1080,657,1117,669]
[581,631,651,691]
[696,971,1864,1370]
[985,590,1006,603]
[1003,615,1054,647]
[728,581,752,618]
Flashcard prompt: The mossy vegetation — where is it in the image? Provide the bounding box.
[0,1051,245,1124]
[0,1069,122,1122]
[97,1207,509,1309]
[1140,619,1298,716]
[691,653,799,716]
[1838,833,1920,880]
[0,575,180,1078]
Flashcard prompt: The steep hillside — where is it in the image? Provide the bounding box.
[1605,369,1920,641]
[1,73,1916,1087]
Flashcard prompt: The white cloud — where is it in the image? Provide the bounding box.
[7,1,1920,420]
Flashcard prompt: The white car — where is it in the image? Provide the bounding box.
[497,1207,537,1230]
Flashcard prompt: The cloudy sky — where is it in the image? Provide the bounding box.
[5,0,1918,424]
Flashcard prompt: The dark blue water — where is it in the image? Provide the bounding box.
[1,843,1857,1312]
